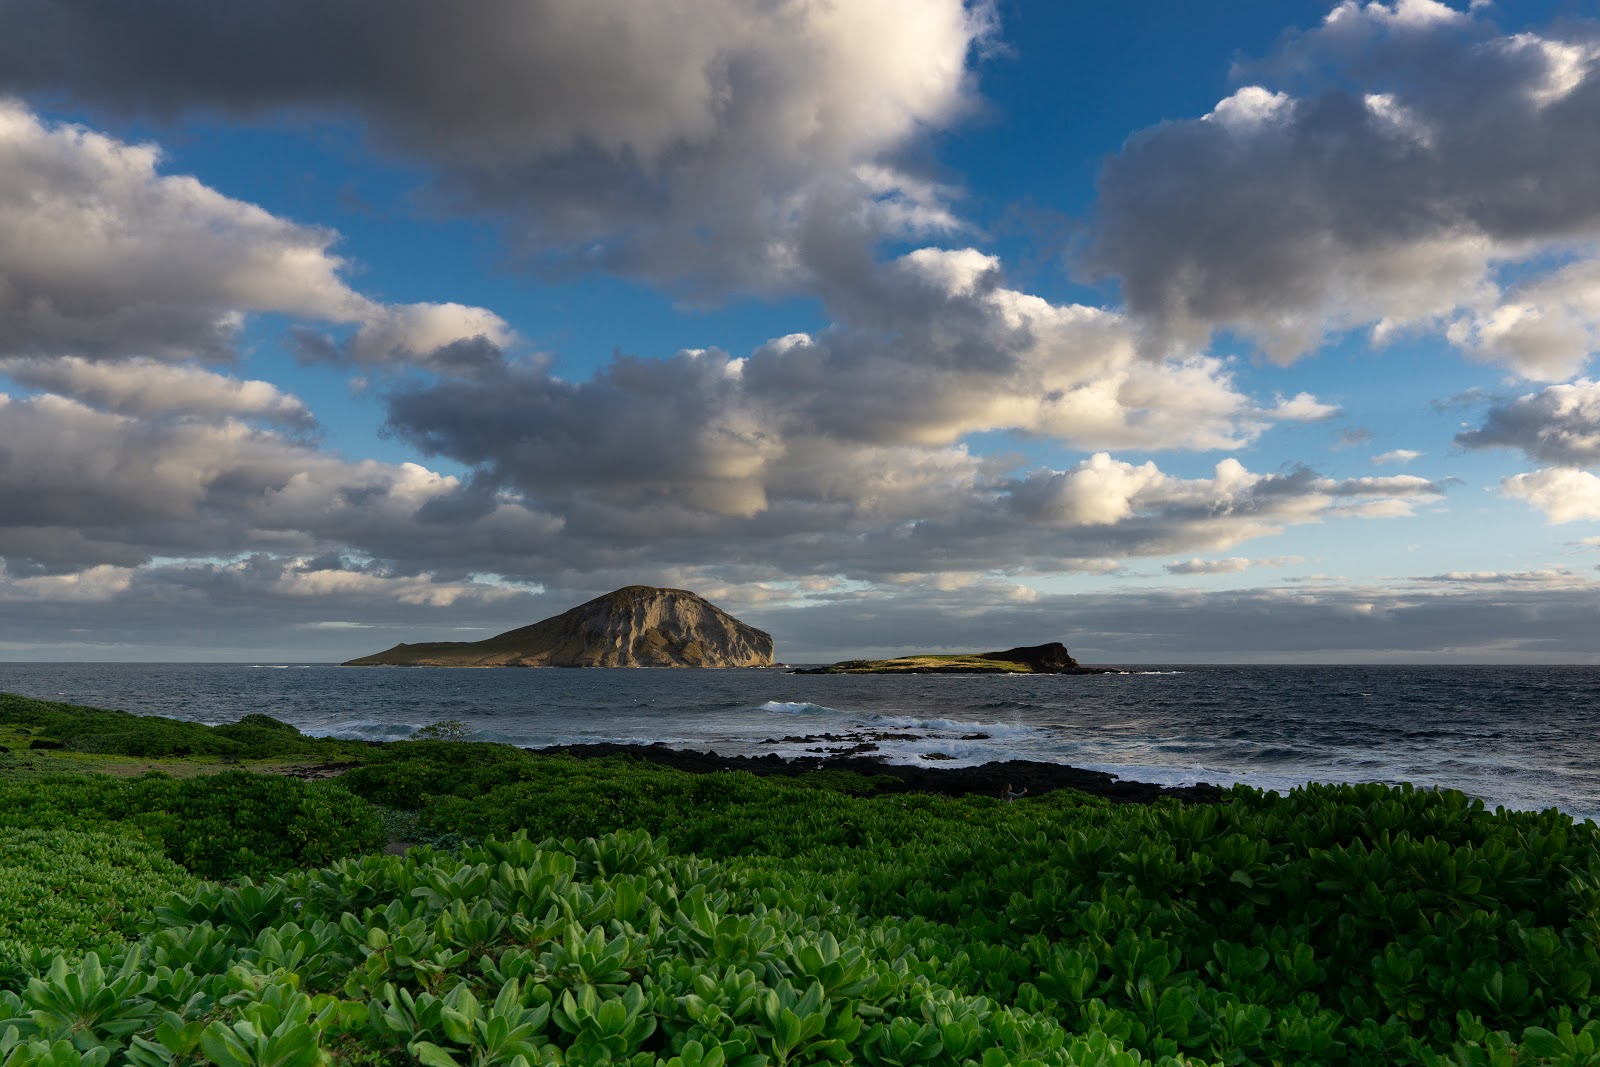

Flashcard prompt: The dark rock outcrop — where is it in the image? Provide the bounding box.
[533,742,1222,805]
[793,641,1113,674]
[343,586,774,668]
[978,642,1079,670]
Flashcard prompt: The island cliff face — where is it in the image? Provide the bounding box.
[344,586,774,668]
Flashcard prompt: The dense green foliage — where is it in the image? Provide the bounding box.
[343,747,1097,856]
[1,809,1597,1067]
[0,771,386,880]
[0,829,195,986]
[337,748,1600,1064]
[0,693,367,761]
[1,701,1598,1065]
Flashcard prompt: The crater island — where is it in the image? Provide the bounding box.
[343,585,774,668]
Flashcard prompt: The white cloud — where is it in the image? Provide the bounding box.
[1087,4,1600,377]
[1373,449,1423,465]
[271,559,531,607]
[1502,467,1600,523]
[1269,392,1341,421]
[0,356,311,423]
[1166,557,1252,575]
[1165,555,1302,575]
[1010,454,1167,526]
[1204,86,1292,130]
[0,563,135,603]
[0,101,510,368]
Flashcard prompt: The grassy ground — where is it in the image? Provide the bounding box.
[0,730,358,781]
[816,654,1034,673]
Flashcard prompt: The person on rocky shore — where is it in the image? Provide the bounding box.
[1002,783,1028,802]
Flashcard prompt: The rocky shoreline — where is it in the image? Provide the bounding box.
[527,741,1223,805]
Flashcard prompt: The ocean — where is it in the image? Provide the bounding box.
[1,662,1595,823]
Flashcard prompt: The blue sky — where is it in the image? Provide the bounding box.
[2,0,1600,662]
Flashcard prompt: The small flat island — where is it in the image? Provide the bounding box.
[793,641,1118,674]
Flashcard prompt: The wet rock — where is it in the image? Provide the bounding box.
[529,742,1223,805]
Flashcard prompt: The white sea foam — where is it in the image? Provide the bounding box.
[760,700,840,715]
[310,719,418,741]
[863,714,1041,739]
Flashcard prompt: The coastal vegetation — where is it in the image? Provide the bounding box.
[1,692,1598,1065]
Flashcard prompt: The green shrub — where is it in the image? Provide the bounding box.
[0,828,194,986]
[333,750,1600,1066]
[339,740,540,809]
[410,719,475,742]
[3,816,1596,1067]
[0,691,368,761]
[0,771,386,880]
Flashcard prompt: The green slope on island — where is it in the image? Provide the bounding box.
[797,641,1112,674]
[344,585,775,668]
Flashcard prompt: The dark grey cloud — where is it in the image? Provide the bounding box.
[1085,2,1600,376]
[0,1,993,295]
[1456,379,1600,466]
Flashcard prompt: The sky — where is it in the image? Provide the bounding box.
[3,0,1600,663]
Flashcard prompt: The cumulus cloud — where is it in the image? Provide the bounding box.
[0,356,312,424]
[1456,380,1600,466]
[0,1,994,295]
[1447,260,1600,380]
[1501,468,1600,523]
[360,241,1425,586]
[0,361,1439,592]
[1374,449,1423,465]
[1086,2,1600,377]
[0,101,510,367]
[386,247,1337,530]
[0,390,563,573]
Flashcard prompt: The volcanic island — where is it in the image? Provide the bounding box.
[343,585,774,668]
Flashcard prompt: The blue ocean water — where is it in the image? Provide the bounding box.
[1,663,1595,822]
